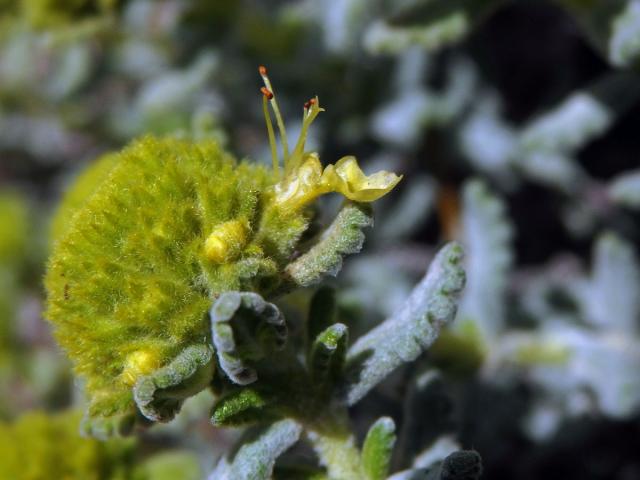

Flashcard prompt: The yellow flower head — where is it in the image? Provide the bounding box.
[258,66,402,211]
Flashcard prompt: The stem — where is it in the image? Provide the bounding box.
[259,69,290,162]
[306,414,365,480]
[262,95,280,178]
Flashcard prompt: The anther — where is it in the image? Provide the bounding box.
[259,65,268,76]
[261,87,274,100]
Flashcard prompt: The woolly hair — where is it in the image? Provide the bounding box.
[45,136,310,421]
[50,152,119,243]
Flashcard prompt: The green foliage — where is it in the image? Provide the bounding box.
[361,417,396,480]
[309,323,348,389]
[307,285,338,343]
[211,387,277,427]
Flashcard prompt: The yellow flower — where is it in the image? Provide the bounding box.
[273,154,402,210]
[259,66,402,211]
[321,156,402,202]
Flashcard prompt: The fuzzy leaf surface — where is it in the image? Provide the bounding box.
[285,202,373,287]
[209,419,302,480]
[343,242,466,405]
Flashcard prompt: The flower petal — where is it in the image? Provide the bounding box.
[322,156,402,202]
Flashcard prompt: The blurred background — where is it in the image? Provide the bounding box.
[1,1,640,479]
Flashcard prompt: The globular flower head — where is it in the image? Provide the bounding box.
[44,67,401,429]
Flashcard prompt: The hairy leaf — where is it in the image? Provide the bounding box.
[362,417,396,480]
[307,285,338,345]
[309,323,349,389]
[285,202,373,288]
[609,169,640,209]
[210,388,278,427]
[343,242,466,405]
[586,232,640,334]
[134,344,214,422]
[209,419,302,480]
[210,291,287,385]
[457,179,512,341]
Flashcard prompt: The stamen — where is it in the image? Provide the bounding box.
[289,96,323,172]
[258,65,290,165]
[262,92,279,178]
[305,98,316,118]
[260,86,273,100]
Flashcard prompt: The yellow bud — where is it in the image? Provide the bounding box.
[204,220,249,263]
[122,350,161,386]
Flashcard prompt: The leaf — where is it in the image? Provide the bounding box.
[309,323,349,389]
[307,286,338,344]
[284,202,373,288]
[343,242,466,405]
[209,419,302,480]
[210,291,287,385]
[361,417,396,480]
[133,344,214,422]
[609,1,640,67]
[210,388,278,427]
[519,91,612,154]
[459,95,517,181]
[609,169,640,209]
[362,0,505,55]
[586,232,640,334]
[456,179,512,341]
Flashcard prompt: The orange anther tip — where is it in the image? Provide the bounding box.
[309,98,316,105]
[260,86,274,99]
[259,65,267,75]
